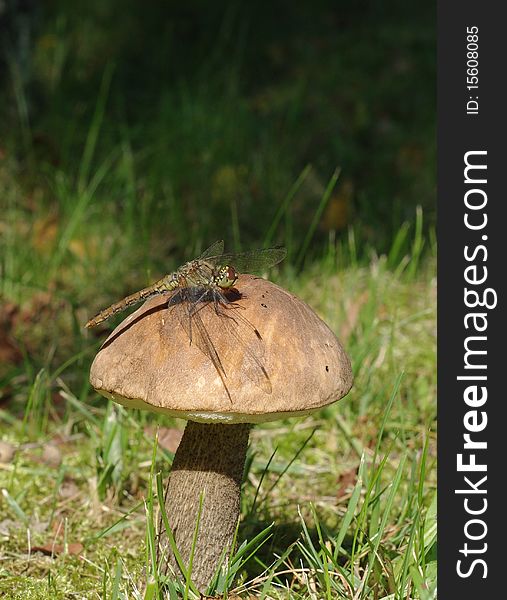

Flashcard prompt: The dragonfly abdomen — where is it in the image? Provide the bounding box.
[85,277,176,328]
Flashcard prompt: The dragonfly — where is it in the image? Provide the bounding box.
[86,240,287,398]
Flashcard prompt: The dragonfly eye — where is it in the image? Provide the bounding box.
[216,265,237,288]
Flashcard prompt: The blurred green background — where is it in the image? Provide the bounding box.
[1,0,435,258]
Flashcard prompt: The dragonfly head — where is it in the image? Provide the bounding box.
[215,265,238,289]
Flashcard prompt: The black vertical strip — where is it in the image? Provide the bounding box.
[438,2,505,596]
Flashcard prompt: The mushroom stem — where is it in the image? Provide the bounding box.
[158,421,251,591]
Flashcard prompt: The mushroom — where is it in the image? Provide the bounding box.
[89,274,352,591]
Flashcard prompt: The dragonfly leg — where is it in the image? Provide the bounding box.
[212,293,262,340]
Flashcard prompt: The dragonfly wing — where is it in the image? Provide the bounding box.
[167,288,271,399]
[211,247,287,273]
[213,299,272,394]
[197,240,225,261]
[170,292,232,402]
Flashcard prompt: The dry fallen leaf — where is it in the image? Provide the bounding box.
[0,519,16,536]
[0,302,22,369]
[144,426,183,454]
[336,467,358,500]
[0,441,15,464]
[41,444,62,468]
[31,542,83,557]
[340,290,369,342]
[59,479,80,499]
[322,179,354,232]
[31,213,59,254]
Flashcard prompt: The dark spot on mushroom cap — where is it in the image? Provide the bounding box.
[261,303,267,308]
[325,365,329,372]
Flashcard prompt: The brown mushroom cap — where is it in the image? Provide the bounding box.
[90,274,352,423]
